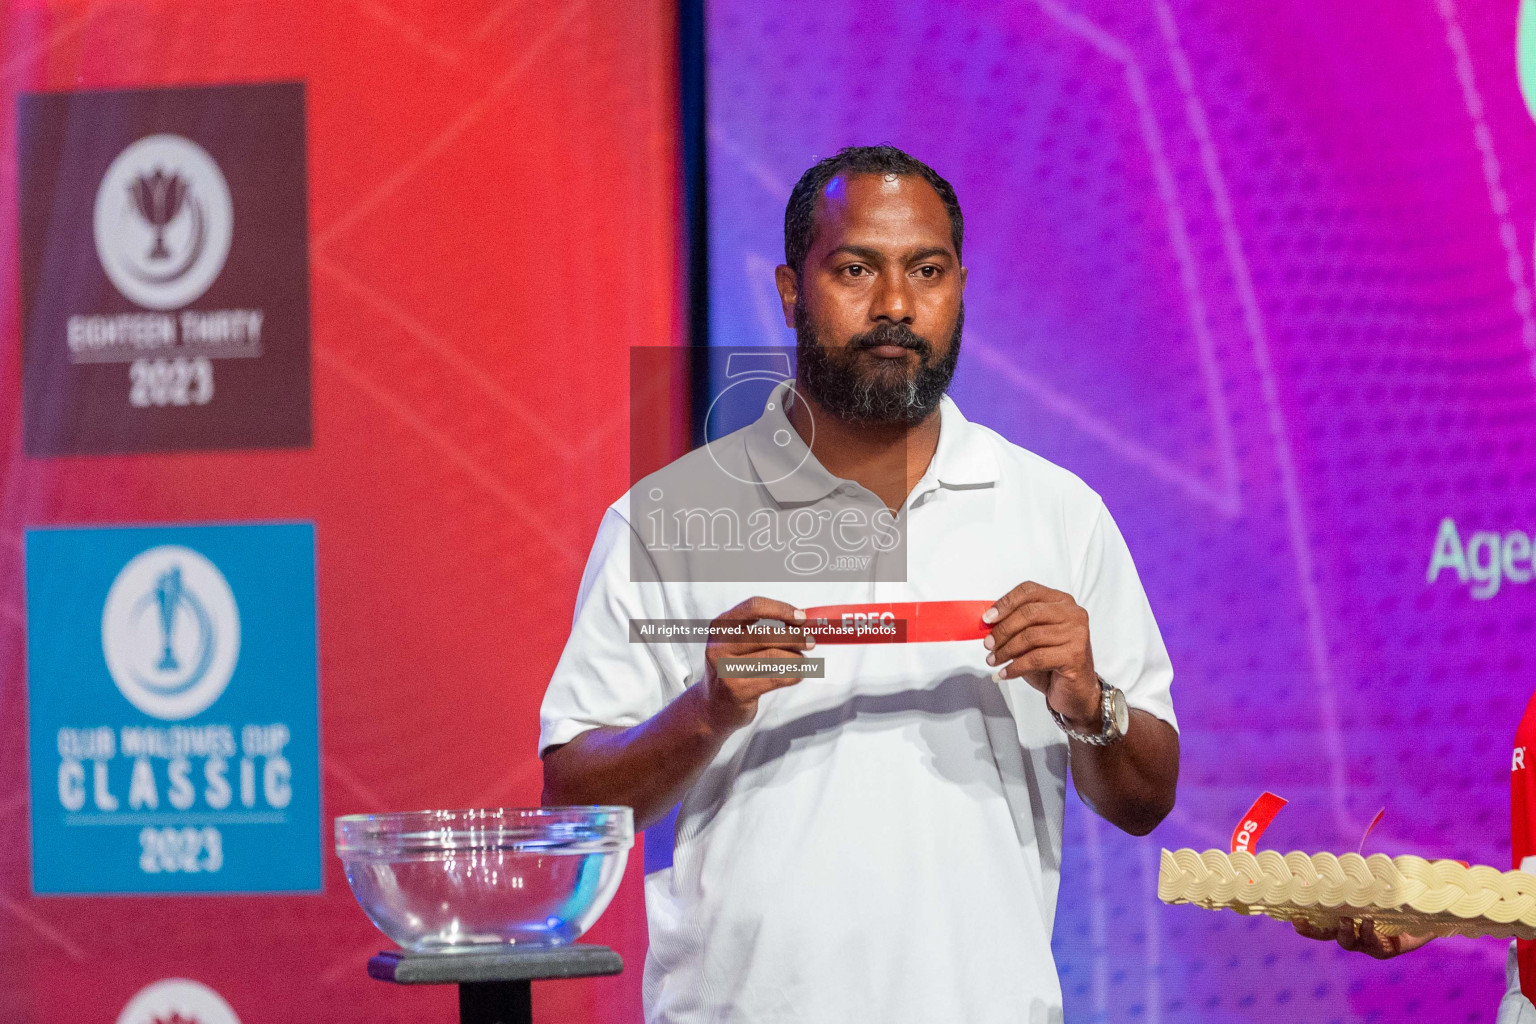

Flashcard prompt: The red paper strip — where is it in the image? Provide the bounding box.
[1231,791,1289,853]
[1357,807,1386,855]
[802,601,993,644]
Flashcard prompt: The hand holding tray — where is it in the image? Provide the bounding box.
[1160,792,1536,939]
[1158,847,1536,940]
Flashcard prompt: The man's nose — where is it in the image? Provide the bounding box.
[870,272,915,324]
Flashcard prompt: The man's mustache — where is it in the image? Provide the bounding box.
[847,322,933,359]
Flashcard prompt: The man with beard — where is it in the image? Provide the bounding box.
[539,145,1179,1023]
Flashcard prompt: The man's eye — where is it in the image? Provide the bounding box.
[916,266,940,279]
[844,265,867,278]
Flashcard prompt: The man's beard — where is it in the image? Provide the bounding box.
[794,302,963,426]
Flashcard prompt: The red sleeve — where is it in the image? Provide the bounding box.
[1512,691,1536,1000]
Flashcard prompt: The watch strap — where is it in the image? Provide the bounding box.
[1049,675,1126,746]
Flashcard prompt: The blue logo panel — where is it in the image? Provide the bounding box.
[26,522,321,894]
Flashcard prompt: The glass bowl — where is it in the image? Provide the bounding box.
[335,807,633,951]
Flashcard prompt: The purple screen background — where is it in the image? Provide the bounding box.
[705,1,1536,1020]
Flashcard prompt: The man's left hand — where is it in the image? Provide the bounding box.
[984,582,1099,729]
[1293,916,1434,959]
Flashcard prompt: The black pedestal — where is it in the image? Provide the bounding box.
[368,945,624,1024]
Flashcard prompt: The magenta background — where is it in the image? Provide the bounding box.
[706,1,1536,1020]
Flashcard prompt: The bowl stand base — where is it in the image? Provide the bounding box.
[368,945,624,1024]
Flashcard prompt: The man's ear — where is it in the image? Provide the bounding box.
[774,265,799,328]
[960,265,968,292]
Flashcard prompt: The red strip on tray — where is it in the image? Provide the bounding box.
[1357,807,1386,855]
[802,600,993,644]
[1231,791,1289,853]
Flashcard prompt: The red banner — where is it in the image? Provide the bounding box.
[0,2,678,1021]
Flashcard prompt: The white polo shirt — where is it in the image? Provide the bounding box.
[539,386,1177,1024]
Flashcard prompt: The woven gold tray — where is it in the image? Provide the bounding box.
[1159,848,1536,940]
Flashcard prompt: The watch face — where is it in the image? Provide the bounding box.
[1111,688,1131,735]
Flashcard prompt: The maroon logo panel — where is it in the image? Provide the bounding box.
[20,82,310,455]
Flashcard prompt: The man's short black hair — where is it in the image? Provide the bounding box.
[784,145,963,277]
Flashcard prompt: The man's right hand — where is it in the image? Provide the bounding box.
[543,595,813,829]
[701,596,812,734]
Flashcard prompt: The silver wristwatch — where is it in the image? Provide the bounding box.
[1049,674,1130,746]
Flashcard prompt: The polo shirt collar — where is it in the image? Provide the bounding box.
[927,395,1000,489]
[742,381,841,505]
[743,381,1000,506]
